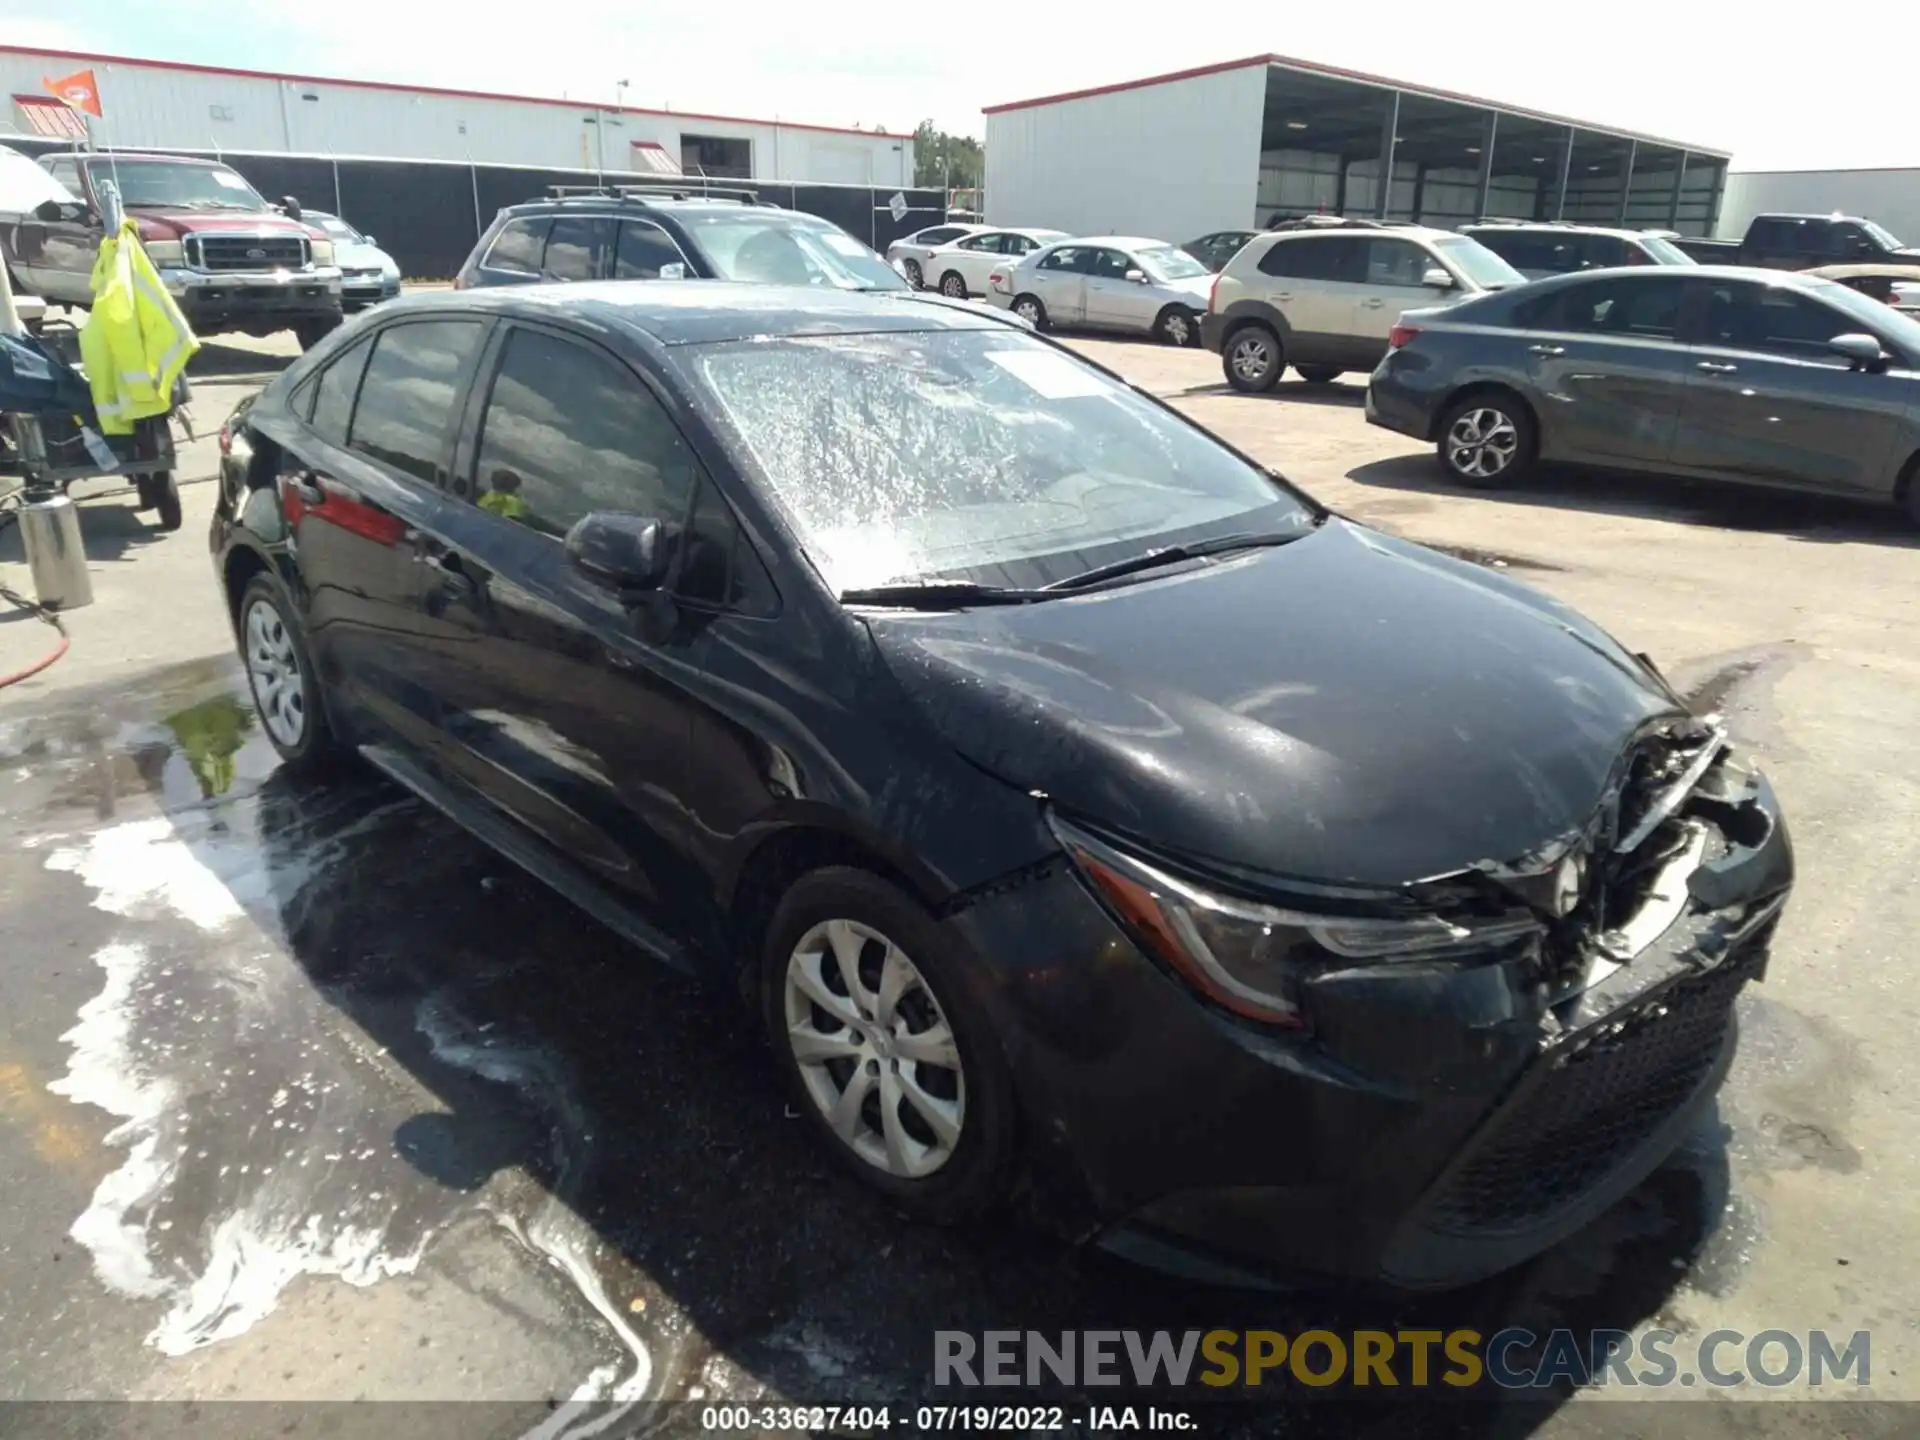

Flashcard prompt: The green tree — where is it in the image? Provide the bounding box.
[913,121,983,192]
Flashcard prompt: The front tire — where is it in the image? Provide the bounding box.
[1437,393,1538,488]
[293,316,341,351]
[939,271,968,299]
[762,867,1016,1222]
[1223,324,1282,393]
[1012,294,1048,331]
[238,573,339,772]
[1154,305,1199,347]
[136,471,182,531]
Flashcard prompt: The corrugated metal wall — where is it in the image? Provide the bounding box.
[984,67,1266,242]
[0,49,912,187]
[5,137,943,279]
[1721,169,1920,245]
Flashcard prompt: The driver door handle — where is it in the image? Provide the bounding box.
[1528,343,1566,357]
[1696,361,1739,374]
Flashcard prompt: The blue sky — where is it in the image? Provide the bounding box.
[4,0,1909,169]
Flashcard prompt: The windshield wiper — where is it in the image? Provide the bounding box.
[1041,528,1308,592]
[839,580,1053,609]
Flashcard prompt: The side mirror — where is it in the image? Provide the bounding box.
[1422,267,1456,289]
[281,195,304,221]
[33,198,89,224]
[565,511,670,590]
[1829,332,1889,370]
[1124,268,1148,284]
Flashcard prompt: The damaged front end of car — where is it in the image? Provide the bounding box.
[1056,714,1791,1288]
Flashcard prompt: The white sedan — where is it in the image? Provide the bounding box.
[984,236,1214,345]
[885,222,989,289]
[922,228,1069,300]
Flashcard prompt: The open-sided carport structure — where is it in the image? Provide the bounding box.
[983,55,1729,245]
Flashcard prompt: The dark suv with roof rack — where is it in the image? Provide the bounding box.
[454,182,909,293]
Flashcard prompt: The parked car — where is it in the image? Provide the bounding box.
[307,210,400,313]
[1366,264,1920,522]
[1202,219,1525,391]
[886,221,990,288]
[1461,222,1696,279]
[984,236,1212,344]
[1182,230,1260,273]
[922,228,1068,299]
[457,190,908,293]
[211,280,1792,1289]
[1676,212,1920,270]
[1804,262,1920,317]
[0,152,344,348]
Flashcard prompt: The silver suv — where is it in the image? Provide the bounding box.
[1201,220,1524,391]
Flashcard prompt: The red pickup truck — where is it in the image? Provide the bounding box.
[1,151,345,348]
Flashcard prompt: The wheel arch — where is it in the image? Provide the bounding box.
[1432,380,1541,444]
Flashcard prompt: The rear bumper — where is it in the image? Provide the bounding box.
[1199,311,1229,354]
[1364,354,1441,440]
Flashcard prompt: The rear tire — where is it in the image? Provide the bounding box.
[939,271,968,299]
[1154,305,1199,347]
[238,573,340,773]
[1223,324,1282,393]
[1436,392,1539,488]
[762,867,1016,1223]
[1012,294,1048,331]
[1295,364,1342,384]
[137,471,182,532]
[293,316,341,351]
[903,258,924,289]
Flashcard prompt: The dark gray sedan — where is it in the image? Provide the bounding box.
[1365,265,1920,525]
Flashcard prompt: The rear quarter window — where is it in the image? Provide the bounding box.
[484,217,551,274]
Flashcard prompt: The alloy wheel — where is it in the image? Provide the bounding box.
[783,918,966,1179]
[244,598,307,748]
[941,273,967,299]
[1229,333,1273,383]
[1446,407,1519,480]
[1014,298,1042,325]
[1163,310,1193,346]
[904,259,923,288]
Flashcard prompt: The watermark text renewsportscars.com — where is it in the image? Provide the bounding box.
[934,1328,1871,1390]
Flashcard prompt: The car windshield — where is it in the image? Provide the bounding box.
[319,216,363,243]
[677,213,907,291]
[1430,235,1527,289]
[1640,235,1695,265]
[1863,219,1905,249]
[692,328,1315,593]
[97,160,270,211]
[1138,245,1209,281]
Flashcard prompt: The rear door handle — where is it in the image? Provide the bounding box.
[1528,343,1566,357]
[1696,361,1739,374]
[1361,298,1385,309]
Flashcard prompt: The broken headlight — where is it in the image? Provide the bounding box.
[1051,814,1541,1029]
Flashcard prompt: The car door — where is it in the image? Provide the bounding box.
[1351,237,1450,363]
[1082,247,1158,330]
[1670,279,1910,494]
[397,320,714,932]
[281,317,491,749]
[1026,245,1090,324]
[1520,272,1697,468]
[1256,234,1366,364]
[30,156,102,304]
[939,231,1003,295]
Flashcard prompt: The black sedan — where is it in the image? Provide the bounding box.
[1366,264,1920,525]
[212,283,1792,1289]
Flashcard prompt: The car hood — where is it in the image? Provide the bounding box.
[867,519,1685,889]
[126,208,315,238]
[335,239,394,270]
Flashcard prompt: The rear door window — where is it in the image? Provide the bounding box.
[1038,246,1093,274]
[347,320,486,485]
[1258,236,1360,282]
[542,215,614,282]
[484,217,550,275]
[1535,275,1688,338]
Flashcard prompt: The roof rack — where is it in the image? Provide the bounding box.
[1265,214,1384,232]
[545,175,763,206]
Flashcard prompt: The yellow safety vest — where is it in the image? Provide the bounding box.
[78,219,200,436]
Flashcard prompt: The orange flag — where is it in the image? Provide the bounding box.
[44,69,103,119]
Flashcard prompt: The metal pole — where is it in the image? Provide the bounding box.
[1554,126,1575,220]
[1473,112,1498,220]
[1619,139,1637,226]
[1376,92,1400,219]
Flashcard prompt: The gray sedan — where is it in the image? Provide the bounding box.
[983,236,1214,345]
[1365,265,1920,526]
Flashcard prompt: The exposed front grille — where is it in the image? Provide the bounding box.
[1425,940,1763,1236]
[189,233,309,272]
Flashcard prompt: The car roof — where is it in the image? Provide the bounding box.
[369,281,1016,347]
[1263,224,1452,241]
[76,152,224,167]
[500,195,807,220]
[1059,235,1169,250]
[1523,264,1851,291]
[1466,223,1650,240]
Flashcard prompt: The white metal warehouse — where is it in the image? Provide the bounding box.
[984,55,1729,245]
[0,45,913,187]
